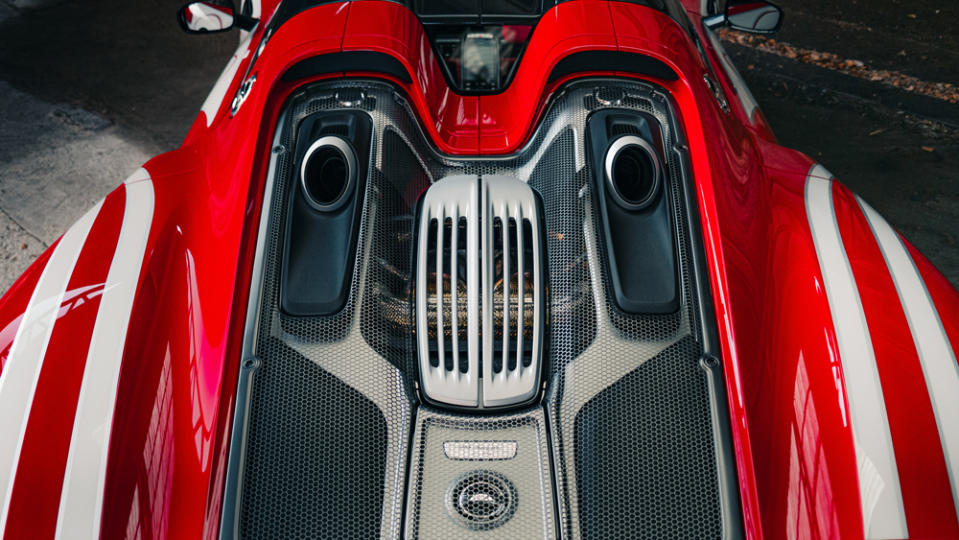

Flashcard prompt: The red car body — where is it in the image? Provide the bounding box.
[0,1,956,538]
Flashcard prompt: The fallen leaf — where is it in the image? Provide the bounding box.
[921,146,934,152]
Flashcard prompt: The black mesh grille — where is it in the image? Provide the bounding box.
[235,85,416,540]
[239,341,388,539]
[574,336,721,539]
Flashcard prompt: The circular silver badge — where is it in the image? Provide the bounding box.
[446,470,517,530]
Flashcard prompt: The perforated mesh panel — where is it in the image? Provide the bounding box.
[230,79,727,539]
[405,408,556,539]
[574,336,722,538]
[237,86,415,540]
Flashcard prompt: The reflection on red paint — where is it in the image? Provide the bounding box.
[786,354,840,540]
[143,356,174,540]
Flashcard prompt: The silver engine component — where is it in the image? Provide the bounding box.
[415,175,545,409]
[604,135,663,211]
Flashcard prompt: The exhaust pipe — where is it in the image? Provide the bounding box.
[299,135,357,212]
[604,135,662,211]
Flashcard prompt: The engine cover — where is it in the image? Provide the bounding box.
[415,175,546,409]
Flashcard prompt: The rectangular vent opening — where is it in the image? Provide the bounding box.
[491,216,536,375]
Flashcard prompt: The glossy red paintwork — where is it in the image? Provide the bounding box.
[908,242,959,362]
[833,183,959,537]
[108,3,831,538]
[97,111,281,538]
[1,1,957,539]
[199,2,349,130]
[0,241,55,374]
[342,1,480,153]
[699,135,864,538]
[3,189,126,539]
[478,1,617,153]
[691,20,777,141]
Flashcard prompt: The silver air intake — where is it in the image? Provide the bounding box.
[415,175,545,409]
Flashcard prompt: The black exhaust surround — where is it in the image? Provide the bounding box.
[280,110,371,316]
[222,79,742,539]
[587,109,679,314]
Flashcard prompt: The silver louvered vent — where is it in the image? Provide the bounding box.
[415,175,544,409]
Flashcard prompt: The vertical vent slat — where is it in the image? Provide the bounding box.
[426,217,438,369]
[435,206,445,374]
[501,210,510,376]
[458,217,469,373]
[504,216,514,373]
[524,218,536,368]
[443,217,454,372]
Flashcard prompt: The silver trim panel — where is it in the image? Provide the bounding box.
[443,441,518,461]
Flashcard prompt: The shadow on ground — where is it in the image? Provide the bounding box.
[0,0,235,150]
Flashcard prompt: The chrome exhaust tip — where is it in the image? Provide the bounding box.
[604,135,662,211]
[299,135,357,212]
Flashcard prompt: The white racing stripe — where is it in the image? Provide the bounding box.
[805,165,908,539]
[0,201,103,537]
[858,196,959,520]
[55,173,154,540]
[201,34,253,126]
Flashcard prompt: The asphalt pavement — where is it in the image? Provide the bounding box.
[727,0,959,288]
[0,0,956,291]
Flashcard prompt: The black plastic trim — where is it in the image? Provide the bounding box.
[587,109,680,314]
[281,51,413,83]
[280,111,372,316]
[548,51,679,83]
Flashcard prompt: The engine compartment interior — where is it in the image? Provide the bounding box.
[222,78,742,539]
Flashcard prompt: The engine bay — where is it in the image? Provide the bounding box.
[221,78,741,539]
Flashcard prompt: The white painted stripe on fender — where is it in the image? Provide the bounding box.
[55,174,154,540]
[805,166,908,539]
[200,33,252,126]
[0,200,103,538]
[858,196,959,520]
